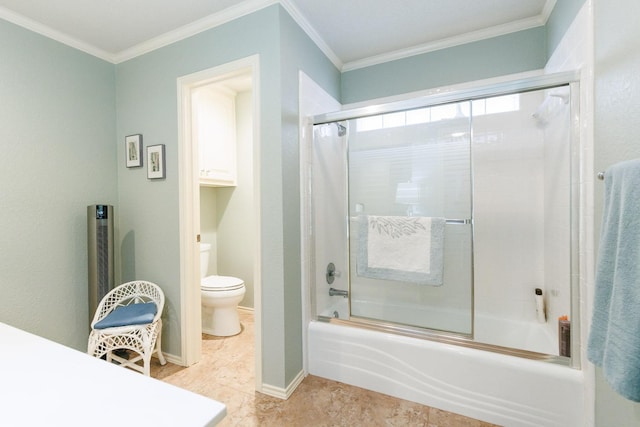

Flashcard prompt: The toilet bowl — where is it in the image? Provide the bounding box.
[200,243,246,336]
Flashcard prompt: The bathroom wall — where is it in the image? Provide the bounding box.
[198,89,254,304]
[545,2,595,424]
[200,188,218,274]
[541,87,572,340]
[341,27,547,104]
[310,122,349,319]
[115,3,277,374]
[473,91,547,323]
[299,71,342,378]
[0,18,116,351]
[276,6,343,389]
[116,4,340,392]
[215,90,255,309]
[546,0,587,60]
[594,0,640,424]
[342,0,590,106]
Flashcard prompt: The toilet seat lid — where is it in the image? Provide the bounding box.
[202,275,244,291]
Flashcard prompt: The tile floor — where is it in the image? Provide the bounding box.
[151,311,499,426]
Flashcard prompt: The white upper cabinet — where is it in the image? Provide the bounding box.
[192,85,237,187]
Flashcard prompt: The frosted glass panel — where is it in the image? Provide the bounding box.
[472,86,572,355]
[347,101,473,335]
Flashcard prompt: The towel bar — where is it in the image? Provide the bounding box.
[446,219,472,225]
[597,171,605,180]
[350,217,471,224]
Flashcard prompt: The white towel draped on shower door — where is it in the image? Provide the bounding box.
[357,215,445,286]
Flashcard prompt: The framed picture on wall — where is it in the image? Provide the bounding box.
[125,134,143,168]
[147,144,166,179]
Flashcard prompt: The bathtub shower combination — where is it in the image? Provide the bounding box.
[305,73,585,427]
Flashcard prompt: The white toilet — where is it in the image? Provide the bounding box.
[200,243,246,336]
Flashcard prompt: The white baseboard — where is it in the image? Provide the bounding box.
[160,306,254,367]
[260,370,305,400]
[238,305,254,315]
[156,351,182,366]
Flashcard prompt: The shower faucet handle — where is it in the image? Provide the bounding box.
[326,262,341,284]
[329,287,348,298]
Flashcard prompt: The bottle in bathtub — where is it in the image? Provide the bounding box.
[558,315,571,357]
[535,288,546,323]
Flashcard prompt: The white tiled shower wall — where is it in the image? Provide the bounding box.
[545,2,595,425]
[472,91,548,322]
[298,71,342,373]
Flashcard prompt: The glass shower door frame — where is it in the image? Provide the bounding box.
[344,102,474,336]
[312,71,581,366]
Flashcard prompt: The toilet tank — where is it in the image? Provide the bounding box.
[200,243,211,278]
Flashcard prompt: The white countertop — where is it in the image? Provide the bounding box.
[0,322,226,426]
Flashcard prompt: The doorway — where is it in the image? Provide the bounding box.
[177,55,262,390]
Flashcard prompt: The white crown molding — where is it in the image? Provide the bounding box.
[0,5,116,62]
[342,15,546,72]
[0,0,342,68]
[113,0,278,63]
[0,1,556,70]
[542,0,558,23]
[279,0,343,71]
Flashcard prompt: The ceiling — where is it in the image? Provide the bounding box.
[0,0,554,69]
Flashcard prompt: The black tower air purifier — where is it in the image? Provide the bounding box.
[87,204,115,325]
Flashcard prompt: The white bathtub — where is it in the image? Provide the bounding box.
[308,320,584,426]
[325,299,558,355]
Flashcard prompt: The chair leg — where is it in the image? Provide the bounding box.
[87,332,97,356]
[155,321,167,366]
[143,353,152,377]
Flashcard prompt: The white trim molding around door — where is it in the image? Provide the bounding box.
[177,54,262,391]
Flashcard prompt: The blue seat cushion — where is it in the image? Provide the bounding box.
[94,302,157,329]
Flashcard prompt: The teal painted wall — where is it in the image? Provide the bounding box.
[547,0,587,59]
[0,19,116,350]
[341,27,547,104]
[115,4,339,389]
[277,6,340,386]
[115,4,281,364]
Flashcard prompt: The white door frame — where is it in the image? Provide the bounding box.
[177,55,262,390]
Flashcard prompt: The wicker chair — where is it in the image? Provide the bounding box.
[87,280,166,376]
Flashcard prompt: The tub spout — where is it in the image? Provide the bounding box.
[329,287,348,298]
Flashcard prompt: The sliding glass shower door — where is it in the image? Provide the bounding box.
[347,101,473,335]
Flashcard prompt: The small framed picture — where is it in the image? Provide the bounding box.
[147,144,166,179]
[125,134,143,168]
